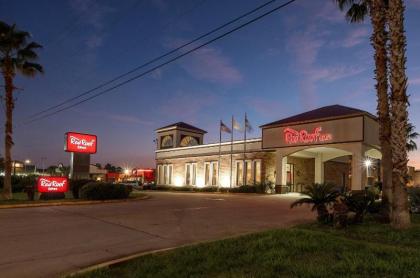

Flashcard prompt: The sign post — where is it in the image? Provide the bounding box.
[65,132,97,180]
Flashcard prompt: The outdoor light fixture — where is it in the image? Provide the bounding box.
[174,175,183,187]
[124,169,130,175]
[364,158,372,168]
[24,159,31,164]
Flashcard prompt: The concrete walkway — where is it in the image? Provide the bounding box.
[0,192,314,278]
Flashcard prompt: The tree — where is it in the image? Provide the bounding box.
[334,0,393,220]
[0,21,43,199]
[406,123,418,152]
[291,183,340,223]
[388,0,410,229]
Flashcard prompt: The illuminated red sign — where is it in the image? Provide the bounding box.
[65,132,97,154]
[37,177,68,193]
[284,127,332,144]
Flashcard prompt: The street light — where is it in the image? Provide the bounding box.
[24,159,31,174]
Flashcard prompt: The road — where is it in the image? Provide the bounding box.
[0,192,314,278]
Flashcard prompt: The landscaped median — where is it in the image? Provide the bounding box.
[0,179,149,208]
[72,215,420,278]
[0,191,148,209]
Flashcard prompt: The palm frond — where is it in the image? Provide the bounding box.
[346,3,368,23]
[18,62,43,77]
[290,198,313,208]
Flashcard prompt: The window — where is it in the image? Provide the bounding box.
[205,161,218,186]
[179,136,199,147]
[253,160,261,184]
[286,163,294,185]
[236,161,244,186]
[161,135,173,148]
[157,164,172,185]
[245,160,252,185]
[185,163,197,186]
[167,165,172,185]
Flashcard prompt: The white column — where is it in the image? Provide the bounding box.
[275,150,287,186]
[314,153,324,184]
[351,145,366,191]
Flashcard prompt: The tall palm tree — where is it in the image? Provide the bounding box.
[335,0,393,220]
[388,0,410,229]
[407,123,418,152]
[0,21,43,200]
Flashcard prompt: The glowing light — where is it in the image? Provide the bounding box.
[174,175,184,187]
[364,159,372,168]
[196,177,205,188]
[284,127,332,144]
[24,159,31,164]
[124,169,130,175]
[220,175,230,188]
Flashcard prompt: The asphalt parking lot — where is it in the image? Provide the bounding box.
[0,192,314,278]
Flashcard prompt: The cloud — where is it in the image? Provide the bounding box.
[85,34,103,49]
[410,78,420,85]
[409,0,420,9]
[158,90,216,120]
[69,0,114,49]
[164,38,242,85]
[341,28,370,48]
[106,114,154,125]
[314,1,346,23]
[180,47,242,85]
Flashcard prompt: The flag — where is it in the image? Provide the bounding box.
[233,117,241,131]
[220,121,231,133]
[245,114,253,133]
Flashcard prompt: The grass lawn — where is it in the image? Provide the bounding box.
[75,215,420,278]
[0,191,146,206]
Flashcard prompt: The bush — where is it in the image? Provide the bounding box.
[80,182,132,200]
[0,175,37,192]
[195,186,218,192]
[69,179,92,199]
[39,192,65,200]
[408,187,420,213]
[343,189,376,223]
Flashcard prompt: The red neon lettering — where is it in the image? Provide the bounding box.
[284,127,332,144]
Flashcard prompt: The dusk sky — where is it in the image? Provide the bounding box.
[1,0,420,169]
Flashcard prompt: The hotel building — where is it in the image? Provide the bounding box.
[155,105,382,193]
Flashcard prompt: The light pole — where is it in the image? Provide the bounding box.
[24,159,31,174]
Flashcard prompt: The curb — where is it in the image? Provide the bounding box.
[0,194,150,209]
[65,231,260,277]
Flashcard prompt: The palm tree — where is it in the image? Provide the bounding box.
[0,21,43,200]
[407,123,418,152]
[291,183,340,223]
[335,0,393,220]
[388,0,410,229]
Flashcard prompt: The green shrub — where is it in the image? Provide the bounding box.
[39,192,65,200]
[69,179,92,199]
[80,182,132,200]
[195,186,218,192]
[0,175,37,192]
[408,187,420,213]
[343,189,376,223]
[291,183,340,223]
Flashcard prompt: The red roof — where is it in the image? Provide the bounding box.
[261,105,377,128]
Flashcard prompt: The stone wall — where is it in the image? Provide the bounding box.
[157,150,275,187]
[324,161,350,189]
[287,157,315,190]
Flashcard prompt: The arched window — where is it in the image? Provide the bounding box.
[161,135,173,148]
[180,136,198,147]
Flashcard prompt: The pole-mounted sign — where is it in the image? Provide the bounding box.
[65,132,97,154]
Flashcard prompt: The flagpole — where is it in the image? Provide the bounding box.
[230,115,233,188]
[218,120,222,189]
[243,112,247,185]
